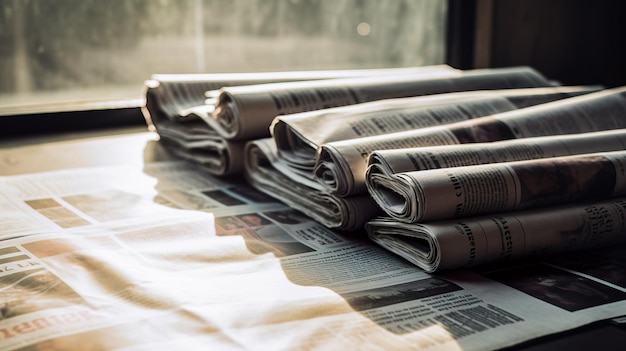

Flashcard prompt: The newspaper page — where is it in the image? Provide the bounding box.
[0,160,287,241]
[315,86,626,197]
[367,196,626,272]
[270,86,599,170]
[370,150,626,223]
[5,161,626,350]
[212,66,554,141]
[5,225,626,351]
[244,138,383,231]
[0,166,187,241]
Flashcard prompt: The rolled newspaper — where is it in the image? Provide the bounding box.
[143,65,458,175]
[367,150,626,222]
[271,86,599,171]
[213,66,554,141]
[367,129,626,222]
[366,197,626,272]
[315,86,626,197]
[244,138,382,231]
[142,65,456,125]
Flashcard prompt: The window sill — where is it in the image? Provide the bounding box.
[0,98,147,140]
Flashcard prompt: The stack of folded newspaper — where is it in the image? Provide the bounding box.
[243,67,603,230]
[143,65,626,272]
[141,65,460,175]
[363,87,626,272]
[142,65,560,177]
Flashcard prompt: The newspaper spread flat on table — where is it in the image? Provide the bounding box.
[142,65,458,176]
[366,129,626,223]
[211,66,554,141]
[270,86,599,172]
[315,86,626,197]
[4,161,626,350]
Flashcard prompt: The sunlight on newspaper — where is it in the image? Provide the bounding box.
[406,324,463,351]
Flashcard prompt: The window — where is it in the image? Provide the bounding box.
[0,0,447,107]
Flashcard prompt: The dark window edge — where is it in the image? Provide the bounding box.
[445,0,476,70]
[0,98,147,138]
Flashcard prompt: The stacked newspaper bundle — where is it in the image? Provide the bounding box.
[243,67,606,230]
[142,65,626,274]
[141,65,459,175]
[364,87,626,272]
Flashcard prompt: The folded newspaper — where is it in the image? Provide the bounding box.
[245,85,625,232]
[370,150,626,222]
[270,86,599,172]
[366,129,626,222]
[315,86,626,197]
[159,136,248,176]
[142,66,454,124]
[366,196,626,272]
[142,65,458,175]
[247,83,562,229]
[212,66,555,141]
[244,138,382,231]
